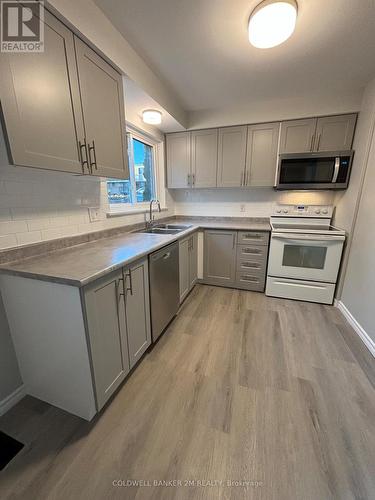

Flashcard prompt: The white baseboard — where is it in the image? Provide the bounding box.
[335,300,375,357]
[0,385,25,417]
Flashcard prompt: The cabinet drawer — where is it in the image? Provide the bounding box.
[235,271,265,292]
[237,258,266,273]
[238,231,269,246]
[237,244,268,261]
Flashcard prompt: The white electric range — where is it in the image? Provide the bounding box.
[266,204,346,304]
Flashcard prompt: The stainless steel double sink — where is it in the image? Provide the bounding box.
[136,223,192,235]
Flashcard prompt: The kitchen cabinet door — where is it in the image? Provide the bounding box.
[191,129,218,187]
[84,269,130,410]
[0,11,85,174]
[314,114,357,151]
[217,126,247,187]
[124,258,151,368]
[166,132,191,188]
[279,118,317,153]
[246,122,280,186]
[189,232,198,289]
[204,230,237,285]
[74,37,129,180]
[179,237,190,302]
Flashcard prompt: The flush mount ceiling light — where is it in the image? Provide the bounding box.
[248,0,297,49]
[142,109,162,125]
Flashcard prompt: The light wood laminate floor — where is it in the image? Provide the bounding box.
[1,285,374,500]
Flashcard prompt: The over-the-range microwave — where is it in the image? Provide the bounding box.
[275,151,354,190]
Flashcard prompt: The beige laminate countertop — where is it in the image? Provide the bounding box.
[0,218,270,287]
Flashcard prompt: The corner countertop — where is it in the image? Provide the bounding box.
[0,217,271,287]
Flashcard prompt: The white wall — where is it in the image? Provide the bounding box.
[338,78,375,344]
[188,91,362,130]
[172,188,335,218]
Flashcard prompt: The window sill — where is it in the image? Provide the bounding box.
[106,207,169,218]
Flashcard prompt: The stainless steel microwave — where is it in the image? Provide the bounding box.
[275,151,354,190]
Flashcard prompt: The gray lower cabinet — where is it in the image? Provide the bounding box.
[124,259,151,368]
[84,269,130,411]
[203,230,269,291]
[204,230,237,285]
[84,257,151,410]
[179,232,198,302]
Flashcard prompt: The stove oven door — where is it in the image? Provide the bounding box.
[268,233,345,283]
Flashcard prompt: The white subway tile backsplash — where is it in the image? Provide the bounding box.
[0,234,18,249]
[0,220,28,235]
[16,231,42,246]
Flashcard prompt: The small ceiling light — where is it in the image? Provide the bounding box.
[248,0,297,49]
[142,109,162,125]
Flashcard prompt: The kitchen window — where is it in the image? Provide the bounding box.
[107,132,156,210]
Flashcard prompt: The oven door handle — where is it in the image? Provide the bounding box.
[272,233,345,242]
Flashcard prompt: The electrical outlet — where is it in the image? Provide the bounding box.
[240,204,246,213]
[88,207,101,222]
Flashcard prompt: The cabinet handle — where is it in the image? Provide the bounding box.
[125,269,133,295]
[316,133,321,151]
[187,174,190,187]
[192,173,195,186]
[241,275,260,283]
[78,140,89,173]
[88,140,97,171]
[310,133,315,151]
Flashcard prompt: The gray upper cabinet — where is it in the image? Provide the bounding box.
[0,11,129,179]
[314,114,357,151]
[191,129,218,187]
[84,269,130,410]
[124,258,151,369]
[0,11,84,174]
[246,122,280,186]
[166,132,191,188]
[279,118,317,154]
[204,230,237,285]
[74,37,129,180]
[217,126,247,187]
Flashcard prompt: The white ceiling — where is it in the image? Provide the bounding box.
[95,0,375,123]
[124,77,185,133]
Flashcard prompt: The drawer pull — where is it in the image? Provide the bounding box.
[242,248,262,254]
[244,233,262,239]
[241,262,261,269]
[241,275,260,283]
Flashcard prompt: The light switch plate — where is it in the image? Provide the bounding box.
[88,207,101,222]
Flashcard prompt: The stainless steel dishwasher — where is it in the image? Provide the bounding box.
[149,241,179,342]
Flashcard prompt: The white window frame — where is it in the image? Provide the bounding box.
[107,126,165,215]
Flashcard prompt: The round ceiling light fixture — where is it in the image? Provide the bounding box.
[248,0,297,49]
[142,109,162,125]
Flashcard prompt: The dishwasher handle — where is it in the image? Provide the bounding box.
[151,243,177,262]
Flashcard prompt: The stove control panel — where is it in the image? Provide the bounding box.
[273,205,333,218]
